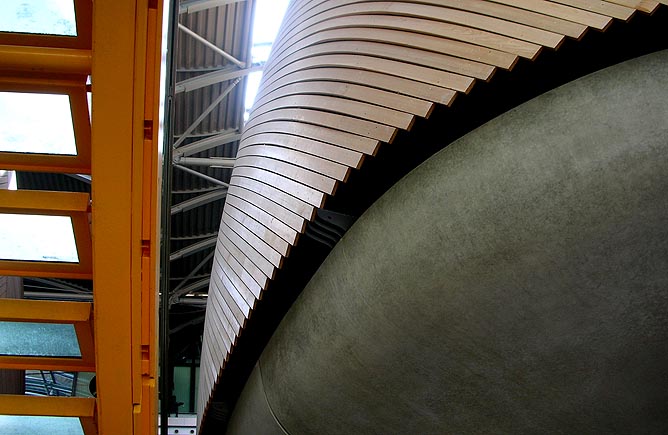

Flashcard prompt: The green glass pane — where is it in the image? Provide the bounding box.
[0,214,79,263]
[0,92,77,156]
[0,416,83,435]
[0,322,81,358]
[0,0,77,36]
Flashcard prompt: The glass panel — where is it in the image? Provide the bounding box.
[0,0,77,36]
[0,170,17,190]
[86,92,91,123]
[23,370,95,397]
[244,0,291,121]
[0,214,79,263]
[0,416,83,435]
[0,322,81,358]
[0,92,77,156]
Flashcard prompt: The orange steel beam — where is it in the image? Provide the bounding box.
[92,0,164,434]
[0,355,95,372]
[0,45,91,76]
[0,299,95,371]
[0,189,88,213]
[0,395,96,417]
[0,299,90,322]
[0,190,92,279]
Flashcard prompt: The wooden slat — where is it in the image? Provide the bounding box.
[260,53,474,102]
[225,193,298,247]
[221,219,276,281]
[213,256,256,310]
[241,131,364,168]
[227,184,306,235]
[205,291,233,351]
[269,14,525,67]
[249,93,416,129]
[237,143,350,181]
[216,263,253,317]
[223,211,283,270]
[200,333,217,392]
[270,1,564,54]
[262,47,476,95]
[269,10,577,76]
[432,0,589,37]
[253,79,434,118]
[202,305,228,369]
[551,0,636,19]
[199,330,215,390]
[232,166,326,208]
[274,6,542,60]
[206,287,237,347]
[265,31,496,82]
[209,276,242,338]
[217,242,264,298]
[216,244,262,300]
[231,175,316,221]
[243,117,382,153]
[224,206,289,268]
[605,0,659,13]
[225,202,292,257]
[262,67,457,106]
[236,153,341,192]
[489,0,613,29]
[211,270,247,328]
[219,230,271,290]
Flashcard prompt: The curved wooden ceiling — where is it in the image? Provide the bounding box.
[198,0,667,426]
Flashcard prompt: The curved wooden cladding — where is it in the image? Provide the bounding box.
[198,0,666,421]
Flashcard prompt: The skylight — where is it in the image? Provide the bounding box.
[0,416,84,435]
[0,321,81,357]
[0,92,77,155]
[0,214,79,263]
[244,0,291,121]
[0,0,77,36]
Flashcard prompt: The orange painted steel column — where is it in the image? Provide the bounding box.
[91,0,164,434]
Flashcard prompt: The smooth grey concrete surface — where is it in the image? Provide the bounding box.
[225,364,288,435]
[227,50,668,435]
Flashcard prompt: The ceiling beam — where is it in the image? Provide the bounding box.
[173,129,241,157]
[173,77,241,148]
[169,314,205,334]
[169,252,214,308]
[170,278,210,306]
[179,0,247,15]
[171,188,227,214]
[178,23,245,68]
[176,64,263,94]
[173,165,230,188]
[169,237,217,262]
[174,156,236,168]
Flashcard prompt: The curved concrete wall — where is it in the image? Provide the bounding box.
[226,50,668,434]
[198,0,666,422]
